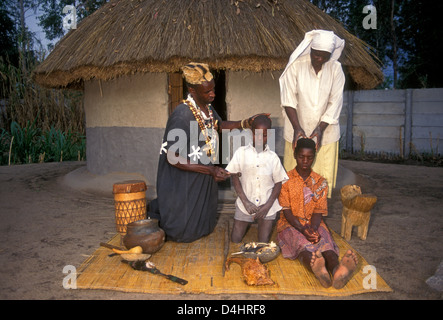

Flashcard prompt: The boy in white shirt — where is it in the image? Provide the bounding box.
[226,115,289,243]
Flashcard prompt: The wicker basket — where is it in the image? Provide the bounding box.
[113,180,147,237]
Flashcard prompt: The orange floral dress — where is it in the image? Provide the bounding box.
[277,168,339,259]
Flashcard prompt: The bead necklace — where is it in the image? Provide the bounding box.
[184,97,217,160]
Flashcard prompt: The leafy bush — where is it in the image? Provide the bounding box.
[0,48,85,166]
[9,120,42,164]
[1,120,85,165]
[41,126,85,162]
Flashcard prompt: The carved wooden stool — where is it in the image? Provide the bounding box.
[340,185,377,241]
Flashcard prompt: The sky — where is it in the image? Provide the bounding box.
[27,8,58,50]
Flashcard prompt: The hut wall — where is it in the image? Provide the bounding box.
[84,73,168,190]
[225,71,285,157]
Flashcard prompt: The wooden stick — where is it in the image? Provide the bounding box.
[8,136,14,166]
[222,220,230,277]
[99,242,125,251]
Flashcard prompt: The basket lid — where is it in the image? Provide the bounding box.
[113,180,147,194]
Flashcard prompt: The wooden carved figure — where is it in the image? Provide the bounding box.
[340,185,377,241]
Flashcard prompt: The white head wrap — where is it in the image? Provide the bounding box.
[281,30,345,77]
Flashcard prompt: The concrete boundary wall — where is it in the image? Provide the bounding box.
[341,88,443,157]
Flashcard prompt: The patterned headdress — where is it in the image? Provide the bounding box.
[181,62,213,85]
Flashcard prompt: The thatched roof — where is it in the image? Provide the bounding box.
[33,0,383,90]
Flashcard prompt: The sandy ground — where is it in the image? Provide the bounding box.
[0,160,442,300]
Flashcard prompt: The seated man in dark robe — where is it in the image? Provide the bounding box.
[150,62,266,243]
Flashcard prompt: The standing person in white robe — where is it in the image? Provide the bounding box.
[279,30,345,198]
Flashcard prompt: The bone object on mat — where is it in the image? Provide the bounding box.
[340,185,377,241]
[231,241,280,263]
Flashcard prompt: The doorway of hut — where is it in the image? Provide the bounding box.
[168,70,230,190]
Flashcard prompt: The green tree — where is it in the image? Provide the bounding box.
[311,0,443,89]
[38,0,107,42]
[4,0,39,74]
[0,2,20,99]
[0,2,19,66]
[397,0,443,88]
[311,0,400,88]
[38,0,66,41]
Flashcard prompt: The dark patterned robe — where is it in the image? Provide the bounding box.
[153,102,222,243]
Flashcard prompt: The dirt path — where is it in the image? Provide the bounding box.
[0,160,442,300]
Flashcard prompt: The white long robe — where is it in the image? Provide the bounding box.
[279,54,345,146]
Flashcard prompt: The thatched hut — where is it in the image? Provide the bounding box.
[33,0,383,196]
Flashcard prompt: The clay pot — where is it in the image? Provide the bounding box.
[123,219,165,254]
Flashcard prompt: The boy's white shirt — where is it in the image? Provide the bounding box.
[226,144,289,217]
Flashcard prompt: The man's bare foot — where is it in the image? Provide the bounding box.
[310,250,332,288]
[332,249,358,289]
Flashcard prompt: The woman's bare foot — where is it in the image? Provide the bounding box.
[332,249,358,289]
[310,250,332,288]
